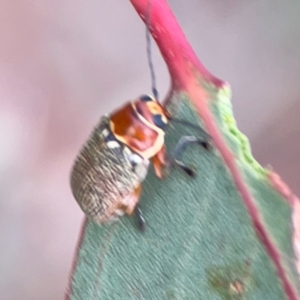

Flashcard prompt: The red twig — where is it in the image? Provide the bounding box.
[131,0,224,90]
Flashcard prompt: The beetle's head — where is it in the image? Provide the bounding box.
[132,94,170,130]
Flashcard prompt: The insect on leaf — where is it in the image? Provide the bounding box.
[66,1,300,299]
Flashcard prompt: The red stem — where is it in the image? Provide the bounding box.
[130,1,299,299]
[131,0,224,90]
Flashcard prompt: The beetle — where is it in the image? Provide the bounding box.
[70,94,210,230]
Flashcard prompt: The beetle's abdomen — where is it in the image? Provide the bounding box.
[70,116,149,223]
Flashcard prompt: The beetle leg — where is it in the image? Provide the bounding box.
[169,135,211,177]
[122,184,141,215]
[120,184,146,231]
[151,145,167,178]
[134,204,146,232]
[131,184,146,231]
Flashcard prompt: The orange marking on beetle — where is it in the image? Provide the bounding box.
[110,99,166,159]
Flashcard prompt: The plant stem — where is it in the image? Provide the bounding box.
[131,0,224,90]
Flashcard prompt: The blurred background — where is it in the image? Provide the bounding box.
[0,0,299,299]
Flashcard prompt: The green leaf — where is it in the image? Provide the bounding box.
[66,0,300,298]
[66,89,300,300]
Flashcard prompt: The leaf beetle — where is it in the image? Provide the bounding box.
[70,94,210,230]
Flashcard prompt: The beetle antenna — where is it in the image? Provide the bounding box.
[169,117,211,139]
[146,0,159,100]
